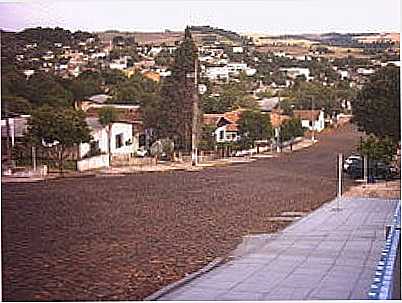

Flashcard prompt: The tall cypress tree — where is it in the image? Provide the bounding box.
[158,26,199,151]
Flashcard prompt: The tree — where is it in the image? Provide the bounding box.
[198,124,216,151]
[280,117,304,142]
[352,65,400,143]
[99,106,119,165]
[27,106,91,174]
[109,73,159,104]
[237,110,273,149]
[19,71,73,107]
[358,135,398,165]
[157,27,198,151]
[61,77,103,101]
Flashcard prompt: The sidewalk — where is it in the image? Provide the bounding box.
[153,197,399,301]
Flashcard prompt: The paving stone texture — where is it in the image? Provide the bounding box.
[157,197,399,301]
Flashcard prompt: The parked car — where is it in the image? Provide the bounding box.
[135,147,148,157]
[346,160,398,180]
[343,154,363,171]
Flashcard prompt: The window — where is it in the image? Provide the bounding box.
[219,130,224,140]
[90,140,99,152]
[115,133,123,149]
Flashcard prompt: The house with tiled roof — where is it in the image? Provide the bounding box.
[203,109,246,143]
[75,97,147,170]
[293,109,325,132]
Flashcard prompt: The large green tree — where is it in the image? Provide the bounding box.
[157,27,199,151]
[27,106,91,174]
[352,65,400,143]
[281,117,304,141]
[237,110,273,148]
[358,135,398,165]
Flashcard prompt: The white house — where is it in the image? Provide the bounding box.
[293,110,325,132]
[232,46,244,53]
[357,68,375,75]
[203,111,243,143]
[205,66,229,80]
[215,123,240,143]
[338,70,350,80]
[245,67,257,76]
[78,117,137,171]
[227,62,248,75]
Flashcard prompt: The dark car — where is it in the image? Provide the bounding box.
[346,160,398,180]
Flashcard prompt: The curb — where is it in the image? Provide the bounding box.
[144,257,226,301]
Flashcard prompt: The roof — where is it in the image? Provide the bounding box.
[225,123,239,132]
[86,105,143,124]
[85,117,103,131]
[293,110,321,121]
[87,94,112,104]
[223,109,244,124]
[203,113,224,126]
[270,112,290,128]
[257,97,280,112]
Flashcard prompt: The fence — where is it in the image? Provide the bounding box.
[77,154,109,172]
[368,201,401,300]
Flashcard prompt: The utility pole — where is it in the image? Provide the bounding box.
[276,92,281,153]
[335,153,343,211]
[311,96,315,143]
[191,56,199,166]
[364,155,368,184]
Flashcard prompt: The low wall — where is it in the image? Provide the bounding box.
[77,154,109,172]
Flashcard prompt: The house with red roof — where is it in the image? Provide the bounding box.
[203,110,246,143]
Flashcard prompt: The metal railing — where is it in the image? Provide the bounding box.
[368,201,401,300]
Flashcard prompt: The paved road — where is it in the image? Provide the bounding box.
[2,124,363,300]
[157,197,399,300]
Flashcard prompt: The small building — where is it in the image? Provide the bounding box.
[79,117,135,159]
[205,66,229,81]
[203,110,244,143]
[356,68,375,75]
[232,46,244,53]
[279,67,311,80]
[293,110,325,132]
[1,115,30,148]
[77,117,136,171]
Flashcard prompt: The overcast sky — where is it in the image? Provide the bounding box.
[0,0,400,34]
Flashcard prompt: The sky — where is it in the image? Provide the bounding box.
[0,0,400,35]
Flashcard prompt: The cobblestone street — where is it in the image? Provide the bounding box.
[2,124,367,300]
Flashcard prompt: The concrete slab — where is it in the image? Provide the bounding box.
[155,197,399,301]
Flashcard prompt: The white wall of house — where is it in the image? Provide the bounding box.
[205,66,229,80]
[79,122,136,159]
[110,123,135,154]
[79,127,108,158]
[214,125,239,143]
[300,111,325,132]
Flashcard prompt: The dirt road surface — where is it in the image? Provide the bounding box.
[2,124,369,300]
